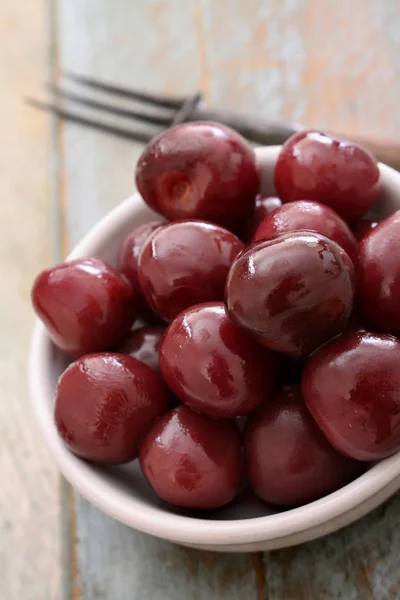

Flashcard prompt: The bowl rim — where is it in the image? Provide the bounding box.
[28,146,400,547]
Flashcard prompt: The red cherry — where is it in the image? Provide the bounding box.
[139,405,242,509]
[225,231,355,358]
[138,220,244,322]
[55,353,168,464]
[253,201,356,257]
[302,332,400,460]
[135,121,260,231]
[244,385,361,506]
[159,302,276,418]
[31,258,137,357]
[117,326,165,374]
[244,195,282,241]
[117,220,164,317]
[274,130,380,221]
[354,211,400,332]
[351,217,379,242]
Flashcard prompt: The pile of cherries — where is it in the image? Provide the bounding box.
[31,123,400,511]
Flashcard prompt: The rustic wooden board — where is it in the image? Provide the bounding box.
[51,0,400,598]
[0,1,62,599]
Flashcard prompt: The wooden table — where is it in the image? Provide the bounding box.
[4,1,400,598]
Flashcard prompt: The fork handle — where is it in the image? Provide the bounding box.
[191,106,300,145]
[191,106,400,172]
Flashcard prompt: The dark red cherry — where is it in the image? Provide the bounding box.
[244,195,282,241]
[225,231,355,358]
[354,211,400,332]
[55,353,169,464]
[159,302,276,418]
[138,220,244,322]
[274,130,380,221]
[253,201,356,256]
[117,220,164,316]
[31,258,137,357]
[135,121,260,231]
[139,405,242,509]
[351,217,379,242]
[244,385,361,506]
[302,332,400,461]
[117,326,165,374]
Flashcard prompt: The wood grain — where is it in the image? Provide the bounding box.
[53,0,400,598]
[265,497,400,600]
[0,1,61,599]
[72,502,259,600]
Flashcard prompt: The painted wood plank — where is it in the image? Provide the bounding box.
[201,0,400,137]
[57,1,259,599]
[56,0,400,598]
[200,1,399,597]
[74,502,261,600]
[265,497,400,600]
[201,2,400,597]
[0,1,62,599]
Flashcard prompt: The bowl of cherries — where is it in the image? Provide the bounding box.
[29,123,400,552]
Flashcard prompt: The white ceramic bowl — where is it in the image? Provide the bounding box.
[29,146,400,552]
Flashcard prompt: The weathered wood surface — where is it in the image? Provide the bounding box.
[4,0,400,599]
[0,1,62,599]
[56,2,400,599]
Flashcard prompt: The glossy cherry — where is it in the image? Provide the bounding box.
[244,385,361,506]
[274,130,380,221]
[117,220,164,316]
[225,231,355,358]
[135,121,260,231]
[351,217,379,242]
[244,195,282,241]
[55,353,169,464]
[117,326,165,374]
[354,211,400,332]
[253,201,356,257]
[302,332,400,461]
[139,405,242,509]
[31,258,137,357]
[138,220,244,322]
[159,302,276,418]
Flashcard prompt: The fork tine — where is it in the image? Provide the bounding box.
[26,98,155,143]
[63,70,186,109]
[46,84,173,126]
[172,92,202,125]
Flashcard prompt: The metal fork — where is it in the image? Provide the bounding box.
[28,71,400,171]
